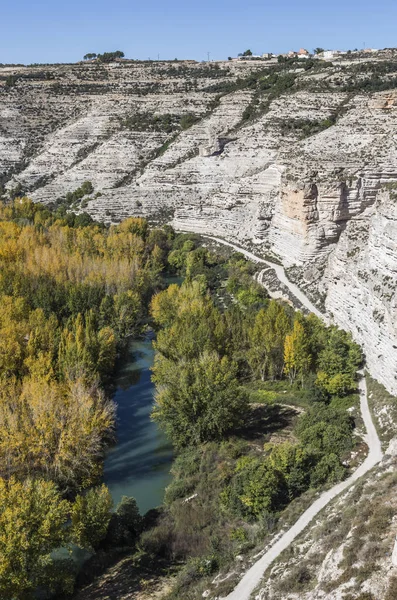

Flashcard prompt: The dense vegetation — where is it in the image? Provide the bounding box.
[137,240,363,598]
[0,201,363,599]
[0,199,174,598]
[120,111,199,133]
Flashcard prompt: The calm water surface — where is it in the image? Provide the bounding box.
[104,335,173,514]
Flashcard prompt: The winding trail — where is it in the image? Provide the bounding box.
[204,236,383,600]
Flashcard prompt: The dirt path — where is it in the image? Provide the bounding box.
[203,236,383,600]
[207,236,323,318]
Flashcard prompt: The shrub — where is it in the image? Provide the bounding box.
[105,496,143,547]
[385,576,397,600]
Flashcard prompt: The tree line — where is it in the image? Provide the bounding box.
[142,242,362,596]
[0,199,177,598]
[0,203,363,599]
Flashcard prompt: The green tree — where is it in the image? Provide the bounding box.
[80,181,94,195]
[105,496,142,547]
[296,404,353,457]
[152,351,248,448]
[71,485,113,551]
[317,327,361,380]
[242,49,253,56]
[223,455,284,519]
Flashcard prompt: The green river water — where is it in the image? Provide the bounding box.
[103,334,173,514]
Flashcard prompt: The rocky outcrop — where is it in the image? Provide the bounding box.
[323,191,397,395]
[1,58,397,394]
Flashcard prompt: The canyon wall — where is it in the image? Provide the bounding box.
[0,57,396,393]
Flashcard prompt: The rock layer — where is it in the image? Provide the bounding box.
[1,59,396,393]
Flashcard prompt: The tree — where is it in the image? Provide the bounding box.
[224,455,284,519]
[0,377,115,488]
[83,53,97,60]
[150,284,181,328]
[267,442,313,500]
[97,326,117,378]
[316,371,356,396]
[317,327,361,380]
[152,351,248,448]
[248,301,290,381]
[314,47,325,55]
[113,290,141,340]
[71,485,113,551]
[58,311,117,382]
[284,317,312,385]
[80,181,94,195]
[296,404,353,457]
[105,496,142,547]
[310,453,345,486]
[0,477,71,600]
[242,49,253,56]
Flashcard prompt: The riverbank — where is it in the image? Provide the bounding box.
[73,232,377,600]
[195,237,383,600]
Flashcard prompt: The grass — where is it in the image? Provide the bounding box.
[366,373,397,448]
[244,379,313,409]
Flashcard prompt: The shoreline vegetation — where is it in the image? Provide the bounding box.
[0,198,365,600]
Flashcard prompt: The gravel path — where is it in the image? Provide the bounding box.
[204,236,383,600]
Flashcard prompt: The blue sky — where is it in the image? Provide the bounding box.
[1,0,396,64]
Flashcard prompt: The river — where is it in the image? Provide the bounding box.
[103,334,173,514]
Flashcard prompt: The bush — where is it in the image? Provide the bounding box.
[105,496,143,548]
[180,114,199,130]
[276,563,313,594]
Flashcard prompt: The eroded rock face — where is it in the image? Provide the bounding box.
[1,59,397,394]
[323,192,397,395]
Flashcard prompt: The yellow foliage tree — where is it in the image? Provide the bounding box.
[284,318,312,385]
[0,378,115,488]
[0,477,71,600]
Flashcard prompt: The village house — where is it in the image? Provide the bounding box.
[297,48,310,58]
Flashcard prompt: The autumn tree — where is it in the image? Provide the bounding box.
[71,485,113,551]
[0,477,71,600]
[0,378,115,488]
[58,311,117,382]
[284,317,312,385]
[151,281,225,361]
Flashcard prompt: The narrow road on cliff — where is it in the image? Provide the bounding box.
[204,236,383,600]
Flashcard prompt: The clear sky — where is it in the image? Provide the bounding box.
[1,0,396,64]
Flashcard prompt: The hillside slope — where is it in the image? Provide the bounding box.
[1,53,396,394]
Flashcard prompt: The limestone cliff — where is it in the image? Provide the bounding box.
[1,55,396,394]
